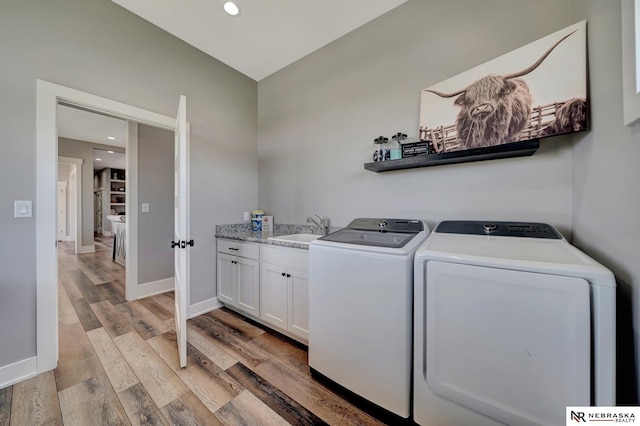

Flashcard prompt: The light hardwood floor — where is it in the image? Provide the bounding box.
[0,236,388,425]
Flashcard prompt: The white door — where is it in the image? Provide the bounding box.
[260,262,288,328]
[288,267,309,340]
[216,253,236,306]
[173,95,190,368]
[69,166,77,242]
[57,182,67,240]
[425,261,590,426]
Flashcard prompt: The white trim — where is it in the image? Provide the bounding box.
[188,297,223,319]
[36,80,59,373]
[58,156,83,254]
[622,0,640,125]
[0,357,37,389]
[133,277,175,300]
[36,79,177,374]
[77,244,96,254]
[57,181,68,241]
[126,121,139,301]
[58,156,83,164]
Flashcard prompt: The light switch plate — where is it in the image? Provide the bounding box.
[141,203,150,213]
[14,200,32,218]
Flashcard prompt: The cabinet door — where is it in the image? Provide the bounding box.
[288,267,309,340]
[237,257,260,316]
[260,262,288,329]
[217,253,236,306]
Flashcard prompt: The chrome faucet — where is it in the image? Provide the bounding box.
[307,214,330,236]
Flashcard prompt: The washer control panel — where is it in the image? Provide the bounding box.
[347,218,424,233]
[435,221,562,239]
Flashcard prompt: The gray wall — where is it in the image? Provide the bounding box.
[58,138,125,247]
[257,0,575,235]
[257,0,639,401]
[571,0,640,403]
[0,0,257,368]
[58,164,70,183]
[138,124,174,284]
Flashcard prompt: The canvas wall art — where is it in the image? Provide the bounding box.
[419,21,587,153]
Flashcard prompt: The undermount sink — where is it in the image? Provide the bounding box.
[268,233,321,245]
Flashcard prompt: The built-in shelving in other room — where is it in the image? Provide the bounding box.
[94,167,125,236]
[109,168,126,214]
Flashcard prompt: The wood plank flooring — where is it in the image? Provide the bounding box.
[0,236,389,425]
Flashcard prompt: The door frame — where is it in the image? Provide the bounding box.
[36,79,177,372]
[58,156,83,254]
[57,181,67,241]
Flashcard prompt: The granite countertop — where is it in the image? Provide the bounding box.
[215,223,337,250]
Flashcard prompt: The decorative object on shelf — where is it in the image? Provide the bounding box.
[365,140,539,173]
[401,141,431,158]
[419,21,586,154]
[390,133,407,160]
[372,136,389,162]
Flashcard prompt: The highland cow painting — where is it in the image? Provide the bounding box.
[419,21,587,154]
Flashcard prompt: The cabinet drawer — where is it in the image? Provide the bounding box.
[261,245,308,270]
[217,239,260,260]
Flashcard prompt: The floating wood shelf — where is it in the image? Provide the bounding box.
[364,140,540,172]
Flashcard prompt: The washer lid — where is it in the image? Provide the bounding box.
[319,228,416,248]
[318,218,424,248]
[435,221,562,239]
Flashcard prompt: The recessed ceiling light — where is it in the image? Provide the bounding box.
[96,158,102,161]
[107,150,114,154]
[107,136,115,140]
[223,1,241,16]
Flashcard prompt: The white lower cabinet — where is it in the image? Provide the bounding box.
[216,240,260,317]
[260,245,310,343]
[216,238,309,344]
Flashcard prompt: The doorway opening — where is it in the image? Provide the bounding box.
[36,80,180,373]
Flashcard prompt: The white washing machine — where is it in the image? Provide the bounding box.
[309,218,429,419]
[413,221,616,426]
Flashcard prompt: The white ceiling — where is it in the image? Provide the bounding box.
[58,105,127,147]
[57,105,127,170]
[93,149,126,170]
[110,0,409,81]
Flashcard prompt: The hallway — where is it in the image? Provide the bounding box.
[0,237,384,425]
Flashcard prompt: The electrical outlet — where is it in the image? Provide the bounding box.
[141,203,150,213]
[243,211,250,221]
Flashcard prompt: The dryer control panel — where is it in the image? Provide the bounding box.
[435,221,562,239]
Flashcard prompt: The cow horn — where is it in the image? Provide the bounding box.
[503,29,578,80]
[424,88,466,98]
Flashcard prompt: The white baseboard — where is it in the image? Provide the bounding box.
[0,356,37,389]
[77,244,95,254]
[135,277,174,300]
[188,297,222,319]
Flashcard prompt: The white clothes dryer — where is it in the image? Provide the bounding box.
[413,221,616,426]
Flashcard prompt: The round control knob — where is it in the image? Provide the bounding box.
[379,220,387,230]
[483,223,498,233]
